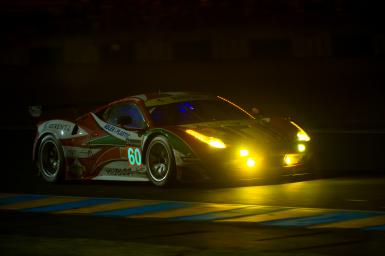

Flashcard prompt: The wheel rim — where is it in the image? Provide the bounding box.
[40,141,61,178]
[148,142,170,182]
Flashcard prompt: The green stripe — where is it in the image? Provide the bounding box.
[87,135,125,146]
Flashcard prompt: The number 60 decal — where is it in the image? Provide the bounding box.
[127,147,142,166]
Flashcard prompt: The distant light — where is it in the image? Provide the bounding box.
[297,144,306,152]
[240,149,249,157]
[246,158,256,167]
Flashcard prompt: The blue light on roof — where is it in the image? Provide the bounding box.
[177,102,195,113]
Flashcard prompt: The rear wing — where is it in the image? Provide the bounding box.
[28,104,99,125]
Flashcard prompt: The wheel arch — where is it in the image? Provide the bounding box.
[142,129,194,160]
[144,133,178,186]
[142,131,168,159]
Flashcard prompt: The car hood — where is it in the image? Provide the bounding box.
[177,119,294,148]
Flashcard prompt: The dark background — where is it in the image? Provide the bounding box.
[1,4,385,255]
[1,0,385,131]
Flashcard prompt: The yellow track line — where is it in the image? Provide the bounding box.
[217,208,334,223]
[56,199,160,214]
[311,215,385,229]
[130,203,246,219]
[2,193,384,231]
[199,205,280,219]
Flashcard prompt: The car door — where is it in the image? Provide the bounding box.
[89,101,149,181]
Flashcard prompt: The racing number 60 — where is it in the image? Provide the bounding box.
[128,147,142,166]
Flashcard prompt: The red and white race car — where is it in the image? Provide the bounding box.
[33,92,312,186]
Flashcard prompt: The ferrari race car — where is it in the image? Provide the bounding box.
[33,92,312,187]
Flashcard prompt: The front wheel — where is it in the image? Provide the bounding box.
[145,135,176,187]
[37,135,65,182]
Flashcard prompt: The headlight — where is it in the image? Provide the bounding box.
[290,121,311,142]
[239,149,249,157]
[246,158,256,167]
[284,154,302,167]
[297,143,306,152]
[186,129,226,149]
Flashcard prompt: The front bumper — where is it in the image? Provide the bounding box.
[177,149,313,182]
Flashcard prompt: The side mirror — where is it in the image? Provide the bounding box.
[29,105,42,118]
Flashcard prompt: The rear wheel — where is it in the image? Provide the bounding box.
[37,135,65,182]
[146,136,176,187]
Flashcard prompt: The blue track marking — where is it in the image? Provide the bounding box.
[1,193,385,232]
[170,206,286,221]
[260,212,381,227]
[364,224,385,231]
[0,194,48,205]
[22,198,118,213]
[93,202,188,217]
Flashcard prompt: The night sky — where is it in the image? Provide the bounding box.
[1,0,384,130]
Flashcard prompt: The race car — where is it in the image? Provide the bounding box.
[33,91,312,187]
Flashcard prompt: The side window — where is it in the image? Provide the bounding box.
[104,103,146,129]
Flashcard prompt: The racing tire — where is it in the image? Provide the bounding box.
[37,135,65,183]
[145,135,176,187]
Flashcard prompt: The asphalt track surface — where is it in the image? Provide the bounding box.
[1,130,385,255]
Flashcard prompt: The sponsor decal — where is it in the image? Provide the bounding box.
[64,146,101,158]
[101,161,146,175]
[47,123,71,132]
[103,123,130,139]
[103,167,133,176]
[39,120,82,139]
[91,113,142,144]
[94,161,148,181]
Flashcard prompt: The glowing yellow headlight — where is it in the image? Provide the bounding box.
[186,129,226,149]
[284,154,302,167]
[246,158,256,167]
[297,131,310,142]
[284,155,292,166]
[290,121,311,142]
[240,149,249,157]
[209,139,225,148]
[297,144,306,152]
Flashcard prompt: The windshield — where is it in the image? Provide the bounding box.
[148,99,252,126]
